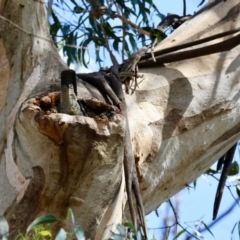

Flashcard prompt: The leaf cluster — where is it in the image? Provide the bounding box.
[48,0,163,67]
[0,209,85,240]
[0,211,152,240]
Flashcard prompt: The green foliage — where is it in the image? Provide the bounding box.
[109,223,136,240]
[193,179,197,189]
[205,168,218,174]
[111,224,126,240]
[73,226,85,240]
[0,211,154,240]
[67,208,75,226]
[173,228,186,240]
[55,228,67,240]
[16,225,52,240]
[206,159,240,201]
[0,209,86,240]
[228,161,239,176]
[236,185,240,197]
[202,222,214,238]
[109,221,156,240]
[26,215,57,233]
[48,0,164,66]
[152,29,166,41]
[123,222,137,237]
[108,222,147,240]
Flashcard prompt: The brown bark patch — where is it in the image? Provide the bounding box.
[34,92,61,114]
[33,91,120,120]
[0,39,10,112]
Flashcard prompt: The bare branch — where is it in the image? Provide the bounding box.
[139,27,240,67]
[110,13,150,37]
[168,200,201,240]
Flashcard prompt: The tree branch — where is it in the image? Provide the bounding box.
[108,13,150,37]
[168,200,201,240]
[139,28,240,67]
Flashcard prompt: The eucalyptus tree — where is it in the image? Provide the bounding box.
[0,0,240,239]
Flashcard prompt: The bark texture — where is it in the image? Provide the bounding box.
[0,0,240,239]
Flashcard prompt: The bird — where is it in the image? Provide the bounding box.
[60,69,84,116]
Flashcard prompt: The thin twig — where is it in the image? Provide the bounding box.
[121,11,127,61]
[113,2,125,62]
[148,224,175,230]
[168,199,178,221]
[185,198,240,240]
[92,16,117,65]
[81,0,88,10]
[227,185,240,207]
[106,13,150,37]
[168,199,201,240]
[54,14,89,38]
[122,22,126,62]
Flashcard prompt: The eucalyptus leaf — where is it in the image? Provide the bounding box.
[236,185,240,197]
[39,230,52,237]
[55,228,67,240]
[231,221,238,235]
[123,222,137,234]
[228,161,239,176]
[49,0,166,66]
[202,222,214,238]
[74,226,85,240]
[172,229,186,240]
[116,224,126,237]
[26,215,57,233]
[67,208,75,226]
[110,233,125,240]
[74,6,85,14]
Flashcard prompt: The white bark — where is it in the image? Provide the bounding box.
[0,0,240,239]
[137,0,240,212]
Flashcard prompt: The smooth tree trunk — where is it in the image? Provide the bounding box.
[0,0,240,239]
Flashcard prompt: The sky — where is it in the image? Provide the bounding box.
[56,1,240,239]
[146,166,240,240]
